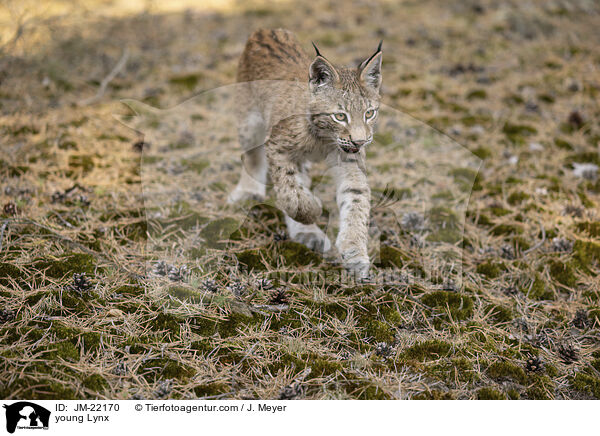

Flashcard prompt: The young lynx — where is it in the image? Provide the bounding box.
[229,29,382,278]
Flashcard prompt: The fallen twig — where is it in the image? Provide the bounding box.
[250,303,289,313]
[79,48,129,106]
[52,211,73,228]
[523,220,546,256]
[0,220,8,252]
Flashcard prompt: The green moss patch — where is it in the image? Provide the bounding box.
[138,358,195,381]
[477,387,505,400]
[0,377,77,400]
[571,372,600,399]
[161,205,209,231]
[525,274,555,300]
[426,357,478,384]
[68,154,94,174]
[472,146,492,160]
[112,284,145,297]
[572,239,600,272]
[486,361,527,384]
[33,253,97,279]
[0,263,23,286]
[181,158,209,174]
[236,248,268,271]
[502,123,538,143]
[414,390,454,400]
[190,316,219,337]
[82,374,108,392]
[401,340,452,362]
[422,291,474,321]
[363,319,395,343]
[575,222,600,238]
[149,312,182,335]
[548,259,577,288]
[374,131,394,146]
[217,313,258,338]
[476,261,503,279]
[507,191,530,205]
[466,89,487,100]
[450,167,480,192]
[426,206,461,243]
[377,245,406,268]
[45,341,80,362]
[269,353,342,379]
[485,304,513,323]
[168,73,203,90]
[166,286,205,303]
[277,241,322,267]
[200,217,240,249]
[343,378,391,399]
[193,382,230,398]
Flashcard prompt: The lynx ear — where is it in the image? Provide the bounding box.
[358,41,383,91]
[309,45,339,91]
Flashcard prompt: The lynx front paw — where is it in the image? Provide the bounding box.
[285,217,332,253]
[342,255,371,280]
[278,189,322,225]
[337,239,370,280]
[295,191,322,224]
[294,230,332,253]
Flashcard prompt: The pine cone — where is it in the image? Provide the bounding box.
[2,202,17,216]
[401,212,425,231]
[227,281,246,297]
[552,237,573,253]
[273,232,288,242]
[152,261,169,276]
[69,273,91,294]
[0,309,15,323]
[525,355,544,372]
[167,265,188,282]
[279,382,303,400]
[51,191,67,203]
[155,379,172,399]
[558,344,579,364]
[572,309,589,329]
[201,279,219,293]
[269,289,289,305]
[112,361,128,376]
[375,342,394,358]
[338,350,352,361]
[442,280,459,292]
[258,278,274,291]
[501,245,515,260]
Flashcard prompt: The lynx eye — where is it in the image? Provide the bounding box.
[333,113,348,122]
[365,109,376,119]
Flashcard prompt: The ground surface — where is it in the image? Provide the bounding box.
[1,0,600,400]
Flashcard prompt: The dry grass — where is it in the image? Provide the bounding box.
[1,0,600,400]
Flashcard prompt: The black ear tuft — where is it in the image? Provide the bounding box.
[359,41,383,69]
[358,44,382,91]
[311,42,323,58]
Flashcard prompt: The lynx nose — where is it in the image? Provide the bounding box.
[350,139,366,147]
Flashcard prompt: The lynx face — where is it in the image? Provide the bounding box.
[308,44,382,154]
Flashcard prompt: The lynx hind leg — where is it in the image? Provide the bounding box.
[228,111,268,204]
[285,214,332,253]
